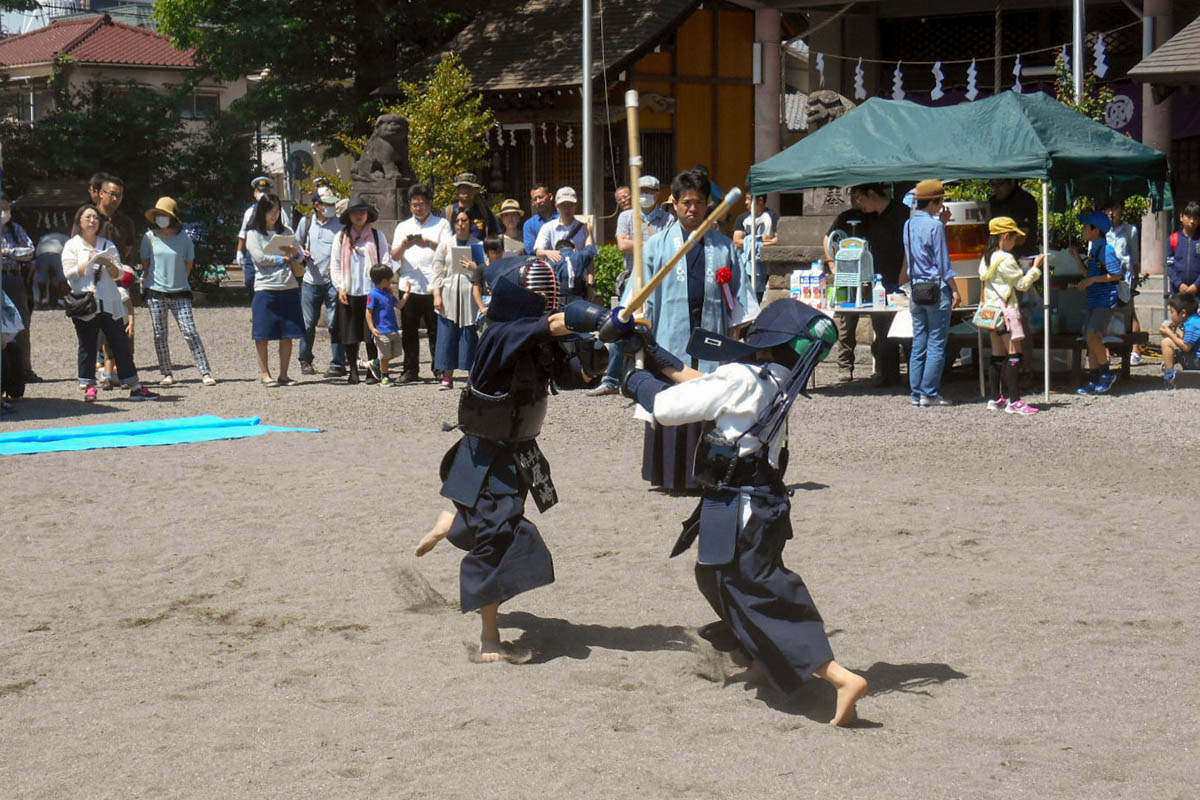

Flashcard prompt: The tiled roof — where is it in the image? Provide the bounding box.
[0,14,195,69]
[1129,13,1200,85]
[422,0,700,92]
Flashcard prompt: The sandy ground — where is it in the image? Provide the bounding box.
[1,304,1197,800]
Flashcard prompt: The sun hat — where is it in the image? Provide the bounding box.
[912,179,945,201]
[988,216,1027,241]
[453,172,482,189]
[499,198,522,216]
[555,187,578,206]
[1077,210,1113,234]
[144,197,181,226]
[250,175,272,191]
[638,175,661,192]
[339,196,379,226]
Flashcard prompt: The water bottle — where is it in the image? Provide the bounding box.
[872,273,886,308]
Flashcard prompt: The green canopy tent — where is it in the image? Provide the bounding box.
[748,90,1172,400]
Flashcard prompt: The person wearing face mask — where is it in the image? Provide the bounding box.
[236,176,273,290]
[587,176,672,397]
[140,197,216,387]
[294,185,347,377]
[0,194,38,387]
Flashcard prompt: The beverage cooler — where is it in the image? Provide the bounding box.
[944,201,989,304]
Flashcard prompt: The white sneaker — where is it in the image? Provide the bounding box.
[987,397,1008,411]
[159,375,175,387]
[919,394,952,407]
[1130,352,1144,366]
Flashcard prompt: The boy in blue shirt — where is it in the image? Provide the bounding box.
[1073,211,1123,394]
[365,264,408,387]
[1160,292,1200,388]
[1167,200,1200,297]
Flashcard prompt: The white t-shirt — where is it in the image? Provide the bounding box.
[237,204,256,240]
[393,214,451,294]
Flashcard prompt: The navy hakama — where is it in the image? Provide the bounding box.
[687,486,835,694]
[447,489,554,613]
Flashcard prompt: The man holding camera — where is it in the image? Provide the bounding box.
[392,183,451,383]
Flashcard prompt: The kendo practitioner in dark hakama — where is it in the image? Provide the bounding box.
[415,256,609,661]
[620,300,869,725]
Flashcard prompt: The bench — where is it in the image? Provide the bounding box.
[947,331,1150,386]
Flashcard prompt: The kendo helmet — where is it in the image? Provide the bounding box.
[485,255,563,321]
[686,299,836,368]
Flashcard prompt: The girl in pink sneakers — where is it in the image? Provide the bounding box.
[980,217,1043,415]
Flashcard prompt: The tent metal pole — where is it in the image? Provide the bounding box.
[1072,0,1085,105]
[1042,180,1051,402]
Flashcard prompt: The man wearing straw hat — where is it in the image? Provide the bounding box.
[445,173,499,240]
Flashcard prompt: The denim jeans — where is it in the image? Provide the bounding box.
[299,280,344,366]
[909,286,952,399]
[73,312,138,387]
[600,339,625,387]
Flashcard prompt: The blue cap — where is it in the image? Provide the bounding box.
[1077,211,1112,234]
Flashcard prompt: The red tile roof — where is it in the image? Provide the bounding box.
[0,14,195,69]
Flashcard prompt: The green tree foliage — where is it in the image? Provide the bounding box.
[390,53,495,211]
[0,79,253,259]
[593,244,625,306]
[153,0,485,152]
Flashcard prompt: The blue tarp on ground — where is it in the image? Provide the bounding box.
[0,415,320,456]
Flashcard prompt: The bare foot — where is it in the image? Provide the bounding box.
[830,672,868,727]
[415,510,456,557]
[479,637,505,663]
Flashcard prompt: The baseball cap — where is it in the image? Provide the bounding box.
[1077,210,1112,234]
[638,175,661,192]
[988,216,1027,241]
[555,187,578,205]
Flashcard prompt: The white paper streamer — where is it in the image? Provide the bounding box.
[508,128,516,147]
[555,124,562,145]
[1093,33,1109,78]
[1061,44,1070,76]
[1012,54,1023,93]
[891,62,905,101]
[816,52,825,88]
[966,59,979,101]
[931,61,945,101]
[540,122,548,144]
[853,58,866,100]
[564,127,574,149]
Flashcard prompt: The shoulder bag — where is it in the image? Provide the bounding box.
[904,220,941,305]
[971,255,1008,332]
[64,265,100,319]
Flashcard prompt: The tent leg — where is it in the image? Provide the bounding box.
[1042,181,1051,403]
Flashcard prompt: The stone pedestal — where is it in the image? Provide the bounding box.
[353,177,413,228]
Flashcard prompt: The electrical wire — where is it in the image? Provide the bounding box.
[596,0,621,221]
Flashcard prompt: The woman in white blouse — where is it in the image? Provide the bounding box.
[61,204,158,402]
[432,209,486,390]
[331,197,391,384]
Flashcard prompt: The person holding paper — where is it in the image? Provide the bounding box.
[61,204,158,402]
[431,209,486,390]
[245,193,305,387]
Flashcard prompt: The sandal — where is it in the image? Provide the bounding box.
[201,374,217,386]
[261,378,278,387]
[276,376,297,387]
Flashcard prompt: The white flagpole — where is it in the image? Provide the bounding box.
[1042,180,1051,402]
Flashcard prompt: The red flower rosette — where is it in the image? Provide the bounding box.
[715,266,735,310]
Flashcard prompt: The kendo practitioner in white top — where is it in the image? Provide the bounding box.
[415,256,610,661]
[620,300,869,725]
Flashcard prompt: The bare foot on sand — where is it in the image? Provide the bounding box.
[815,661,868,727]
[415,510,455,557]
[479,637,505,663]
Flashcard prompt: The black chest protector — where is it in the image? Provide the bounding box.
[457,343,553,442]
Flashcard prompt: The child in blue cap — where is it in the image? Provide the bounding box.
[1072,211,1123,394]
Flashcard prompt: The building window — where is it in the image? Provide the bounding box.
[1,91,36,125]
[177,92,220,120]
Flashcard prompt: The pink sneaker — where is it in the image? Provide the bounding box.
[1005,399,1039,415]
[986,396,1007,411]
[83,385,99,403]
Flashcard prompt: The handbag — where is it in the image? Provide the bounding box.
[903,220,944,306]
[63,265,101,319]
[972,263,1008,332]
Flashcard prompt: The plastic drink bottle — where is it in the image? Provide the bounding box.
[872,273,886,308]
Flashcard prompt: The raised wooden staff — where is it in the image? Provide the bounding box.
[618,185,744,323]
[625,90,645,299]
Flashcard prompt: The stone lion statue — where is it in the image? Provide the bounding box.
[351,114,416,182]
[805,90,857,133]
